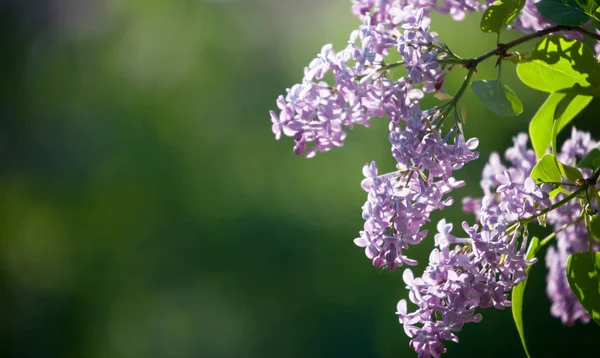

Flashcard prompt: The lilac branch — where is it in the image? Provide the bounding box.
[464,25,600,70]
[539,212,585,248]
[523,186,586,225]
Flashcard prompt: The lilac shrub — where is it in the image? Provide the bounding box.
[270,0,600,356]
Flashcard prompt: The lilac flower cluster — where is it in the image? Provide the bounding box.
[546,129,599,326]
[395,150,551,357]
[354,108,479,270]
[272,5,481,271]
[270,1,600,356]
[351,0,493,23]
[464,128,599,328]
[270,7,454,158]
[351,0,600,57]
[350,0,565,33]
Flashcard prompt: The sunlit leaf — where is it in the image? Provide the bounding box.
[531,154,562,184]
[512,237,540,358]
[517,37,600,94]
[566,251,600,327]
[590,216,600,242]
[554,85,580,121]
[481,0,526,33]
[557,160,583,181]
[471,79,523,116]
[529,92,592,157]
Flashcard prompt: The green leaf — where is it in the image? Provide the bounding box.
[554,84,580,121]
[566,251,600,327]
[582,0,600,17]
[471,80,524,117]
[531,153,562,184]
[551,111,559,157]
[481,0,526,33]
[551,186,572,196]
[535,0,591,26]
[517,36,600,94]
[512,237,540,358]
[590,186,600,212]
[529,92,592,157]
[557,160,584,181]
[577,142,600,169]
[590,215,600,242]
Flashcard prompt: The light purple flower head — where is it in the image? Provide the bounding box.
[464,129,599,327]
[398,164,550,356]
[270,6,458,157]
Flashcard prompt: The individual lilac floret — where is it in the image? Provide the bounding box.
[397,176,551,357]
[270,8,453,157]
[463,129,599,327]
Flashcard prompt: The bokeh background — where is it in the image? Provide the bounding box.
[0,1,598,357]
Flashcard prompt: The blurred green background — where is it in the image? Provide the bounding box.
[0,1,598,357]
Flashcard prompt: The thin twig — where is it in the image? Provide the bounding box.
[464,25,600,70]
[539,213,585,248]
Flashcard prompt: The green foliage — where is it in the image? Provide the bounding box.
[481,0,526,33]
[471,79,523,116]
[590,216,600,242]
[531,154,562,184]
[577,142,600,169]
[517,37,600,95]
[581,0,600,16]
[511,237,540,358]
[557,160,584,181]
[566,251,600,327]
[535,0,593,26]
[529,92,592,157]
[554,85,580,121]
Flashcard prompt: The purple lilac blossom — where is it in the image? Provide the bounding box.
[351,0,597,55]
[546,129,599,326]
[270,7,454,157]
[351,0,493,23]
[354,109,479,269]
[350,0,551,32]
[397,171,551,357]
[354,154,473,270]
[271,0,598,157]
[463,129,599,327]
[273,6,481,272]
